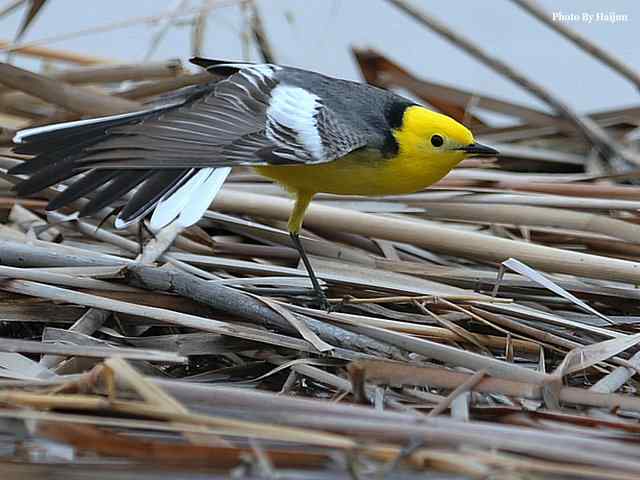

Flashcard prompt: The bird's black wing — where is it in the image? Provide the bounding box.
[10,62,370,226]
[74,63,370,168]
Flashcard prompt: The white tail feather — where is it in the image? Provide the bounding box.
[175,167,231,228]
[114,217,127,229]
[148,167,231,231]
[149,168,209,231]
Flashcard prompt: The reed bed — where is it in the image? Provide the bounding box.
[0,1,639,478]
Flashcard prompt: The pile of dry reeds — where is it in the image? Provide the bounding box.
[1,1,640,478]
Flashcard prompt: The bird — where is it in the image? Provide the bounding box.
[9,57,498,308]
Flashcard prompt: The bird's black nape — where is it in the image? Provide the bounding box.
[385,101,416,130]
[189,57,245,76]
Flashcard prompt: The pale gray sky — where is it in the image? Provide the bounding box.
[1,0,638,117]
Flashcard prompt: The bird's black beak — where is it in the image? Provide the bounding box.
[459,142,499,156]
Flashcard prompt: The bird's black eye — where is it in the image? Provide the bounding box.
[430,134,444,147]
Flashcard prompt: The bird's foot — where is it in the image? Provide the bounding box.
[307,291,334,312]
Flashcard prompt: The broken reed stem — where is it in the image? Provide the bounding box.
[0,338,186,363]
[52,59,184,84]
[0,62,141,115]
[39,308,112,369]
[0,39,113,65]
[590,350,640,394]
[117,72,214,100]
[0,60,185,100]
[427,370,487,417]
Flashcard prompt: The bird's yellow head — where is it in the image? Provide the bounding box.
[393,105,497,170]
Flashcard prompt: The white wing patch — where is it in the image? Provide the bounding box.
[266,85,324,161]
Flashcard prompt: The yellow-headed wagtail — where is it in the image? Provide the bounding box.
[10,57,498,307]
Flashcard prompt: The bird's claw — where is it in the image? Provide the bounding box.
[309,291,334,312]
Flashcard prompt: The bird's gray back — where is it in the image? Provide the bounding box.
[275,67,412,148]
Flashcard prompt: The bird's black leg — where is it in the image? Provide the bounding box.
[136,222,145,256]
[289,232,330,310]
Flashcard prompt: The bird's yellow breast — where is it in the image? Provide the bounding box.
[255,146,464,197]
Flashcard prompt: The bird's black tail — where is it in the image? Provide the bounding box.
[9,77,234,230]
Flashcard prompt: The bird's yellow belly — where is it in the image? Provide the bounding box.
[254,149,461,196]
